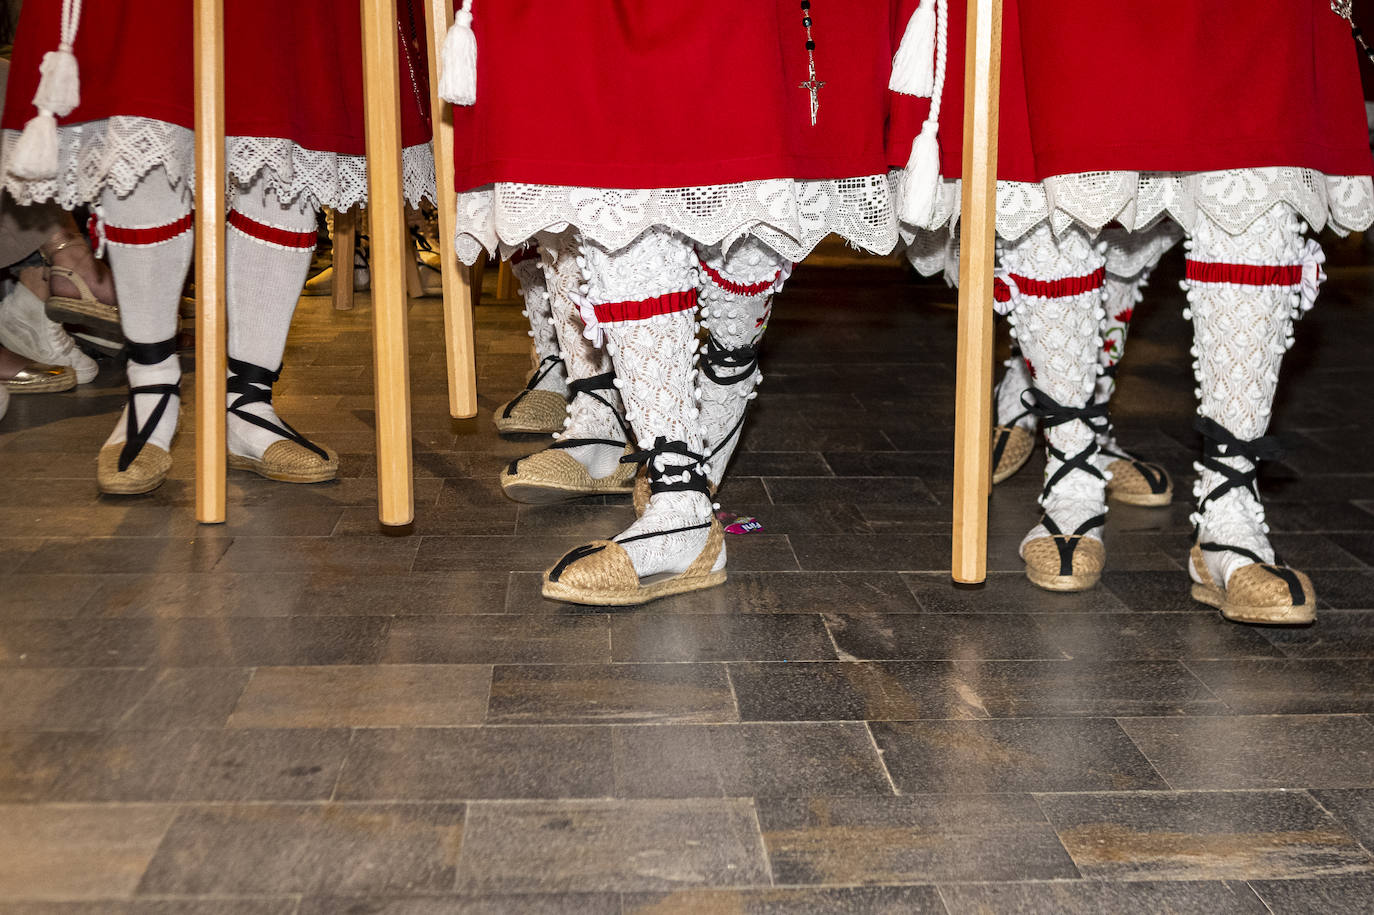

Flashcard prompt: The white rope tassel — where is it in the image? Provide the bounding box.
[889,0,936,97]
[9,0,83,180]
[898,0,947,227]
[438,0,478,106]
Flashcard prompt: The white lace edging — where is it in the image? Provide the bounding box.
[899,167,1374,242]
[0,116,437,211]
[453,174,899,265]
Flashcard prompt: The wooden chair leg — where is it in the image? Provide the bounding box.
[496,259,515,300]
[952,0,1004,584]
[360,0,414,525]
[194,0,227,524]
[332,207,357,312]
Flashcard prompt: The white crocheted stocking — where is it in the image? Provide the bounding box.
[1185,202,1321,586]
[579,229,715,578]
[994,347,1036,431]
[224,182,319,462]
[512,250,567,396]
[539,233,626,479]
[99,168,192,453]
[696,238,790,487]
[1002,224,1109,551]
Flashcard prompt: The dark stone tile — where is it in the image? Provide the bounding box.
[790,534,947,572]
[949,660,1226,717]
[455,799,769,893]
[515,504,637,538]
[1327,532,1374,567]
[1250,877,1374,915]
[0,732,103,801]
[137,803,466,895]
[229,665,491,728]
[0,575,105,619]
[1102,569,1211,612]
[827,613,1066,660]
[728,451,832,477]
[611,722,891,798]
[717,503,875,536]
[1312,789,1374,850]
[142,617,390,667]
[622,886,947,914]
[1039,613,1283,660]
[383,615,610,664]
[1267,499,1374,533]
[0,903,295,915]
[1309,569,1374,609]
[298,896,620,915]
[873,718,1165,793]
[939,881,1268,915]
[1039,790,1374,880]
[16,536,231,575]
[415,536,594,573]
[0,804,177,901]
[766,477,938,506]
[215,535,420,574]
[336,726,614,800]
[336,503,519,536]
[487,663,738,724]
[716,534,800,571]
[903,572,1130,613]
[1184,659,1374,714]
[0,620,158,667]
[1120,716,1374,789]
[1268,533,1369,569]
[729,661,988,721]
[757,795,1079,883]
[119,668,253,729]
[611,615,833,662]
[0,668,156,730]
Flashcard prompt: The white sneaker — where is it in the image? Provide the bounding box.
[0,282,99,384]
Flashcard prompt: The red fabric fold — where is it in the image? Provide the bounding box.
[104,212,194,246]
[1185,260,1304,286]
[1007,268,1106,299]
[699,260,781,297]
[227,210,317,250]
[593,290,699,324]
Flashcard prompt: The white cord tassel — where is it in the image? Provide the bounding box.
[889,0,936,97]
[898,0,947,228]
[438,0,478,106]
[9,0,83,181]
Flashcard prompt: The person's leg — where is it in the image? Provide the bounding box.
[542,228,723,605]
[499,231,635,502]
[1185,201,1319,623]
[493,247,569,434]
[222,178,337,482]
[96,168,193,494]
[1002,223,1111,591]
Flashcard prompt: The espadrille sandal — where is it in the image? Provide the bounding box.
[494,354,568,434]
[225,358,338,484]
[97,338,180,495]
[1101,444,1172,507]
[992,424,1035,484]
[502,442,637,503]
[46,266,123,343]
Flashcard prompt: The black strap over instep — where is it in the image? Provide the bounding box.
[622,436,712,497]
[501,354,564,418]
[226,357,329,461]
[1198,542,1304,606]
[118,336,181,472]
[1041,512,1107,576]
[1021,388,1109,500]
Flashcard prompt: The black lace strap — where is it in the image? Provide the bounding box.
[226,357,328,461]
[1199,541,1304,606]
[1041,512,1107,576]
[621,436,712,496]
[1022,388,1108,499]
[1194,416,1282,516]
[567,371,631,439]
[126,337,178,366]
[501,354,564,418]
[700,336,759,386]
[1098,443,1170,495]
[118,337,181,472]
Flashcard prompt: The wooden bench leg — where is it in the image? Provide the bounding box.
[496,258,515,300]
[332,207,357,312]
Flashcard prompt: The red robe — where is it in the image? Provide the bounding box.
[450,0,902,192]
[887,0,1374,181]
[1,1,432,153]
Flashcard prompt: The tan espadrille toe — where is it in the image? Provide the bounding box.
[1189,545,1315,625]
[228,440,339,484]
[1105,456,1173,507]
[1023,531,1105,592]
[992,424,1034,484]
[542,518,727,606]
[493,389,569,435]
[97,441,173,495]
[501,444,636,504]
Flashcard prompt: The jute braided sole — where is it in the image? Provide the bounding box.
[1189,545,1315,625]
[97,441,172,495]
[493,390,569,435]
[992,425,1034,484]
[4,364,77,394]
[1106,458,1173,507]
[227,440,339,484]
[1023,534,1104,592]
[542,519,727,606]
[502,445,636,504]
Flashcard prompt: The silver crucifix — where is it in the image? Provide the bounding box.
[800,62,826,127]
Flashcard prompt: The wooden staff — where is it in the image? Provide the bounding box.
[360,0,415,525]
[194,0,227,524]
[951,0,1003,583]
[423,0,479,419]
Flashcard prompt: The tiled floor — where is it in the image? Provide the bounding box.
[2,238,1374,913]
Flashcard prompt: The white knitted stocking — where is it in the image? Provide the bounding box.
[512,251,567,395]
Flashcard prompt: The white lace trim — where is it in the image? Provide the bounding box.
[454,174,899,265]
[0,116,436,211]
[900,167,1374,242]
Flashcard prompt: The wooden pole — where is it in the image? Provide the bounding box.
[951,0,1003,583]
[360,0,415,526]
[193,0,227,524]
[422,0,479,419]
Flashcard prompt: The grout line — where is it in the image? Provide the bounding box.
[863,721,901,797]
